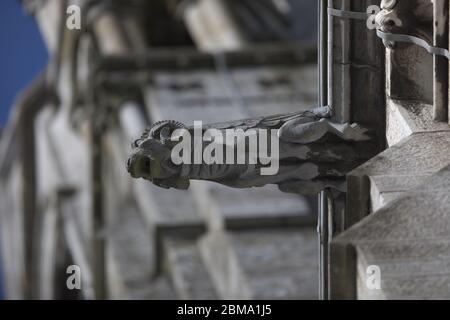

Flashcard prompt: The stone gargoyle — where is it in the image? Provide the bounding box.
[126,106,371,195]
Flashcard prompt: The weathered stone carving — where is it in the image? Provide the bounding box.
[375,0,434,49]
[375,0,402,48]
[127,106,371,195]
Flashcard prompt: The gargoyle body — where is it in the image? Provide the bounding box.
[126,106,370,195]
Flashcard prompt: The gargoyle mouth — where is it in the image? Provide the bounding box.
[126,157,132,173]
[126,154,153,180]
[126,156,139,178]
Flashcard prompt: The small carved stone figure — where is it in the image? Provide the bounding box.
[375,0,434,48]
[126,106,370,195]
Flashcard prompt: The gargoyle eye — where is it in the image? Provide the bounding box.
[133,139,141,148]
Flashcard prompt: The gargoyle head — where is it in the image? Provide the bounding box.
[376,0,433,45]
[126,120,190,189]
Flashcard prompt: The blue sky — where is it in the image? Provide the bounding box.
[0,0,48,298]
[0,0,48,127]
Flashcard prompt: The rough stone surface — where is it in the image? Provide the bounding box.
[334,164,450,299]
[164,238,217,300]
[347,131,450,224]
[369,175,429,211]
[135,181,204,229]
[108,202,177,299]
[192,181,315,230]
[352,132,450,178]
[386,100,450,146]
[200,229,318,299]
[145,65,317,125]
